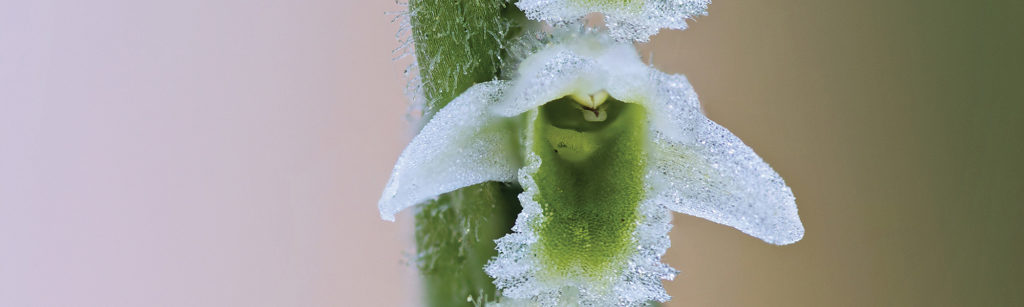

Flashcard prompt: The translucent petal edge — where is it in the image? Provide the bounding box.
[641,70,805,245]
[378,81,520,221]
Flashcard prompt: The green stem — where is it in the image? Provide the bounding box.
[415,183,520,306]
[407,0,522,306]
[409,0,506,118]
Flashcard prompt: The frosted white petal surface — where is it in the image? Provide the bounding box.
[643,71,804,245]
[494,33,651,117]
[378,82,520,221]
[516,0,711,41]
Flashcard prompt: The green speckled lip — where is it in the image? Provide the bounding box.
[531,97,648,283]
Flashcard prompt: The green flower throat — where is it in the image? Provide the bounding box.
[532,96,648,282]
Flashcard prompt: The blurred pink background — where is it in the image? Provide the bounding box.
[2,1,416,306]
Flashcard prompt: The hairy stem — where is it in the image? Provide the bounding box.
[408,0,522,305]
[410,0,507,118]
[415,183,521,306]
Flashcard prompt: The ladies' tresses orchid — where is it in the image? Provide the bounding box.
[516,0,712,41]
[379,30,803,306]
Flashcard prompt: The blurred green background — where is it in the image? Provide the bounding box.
[639,1,1023,306]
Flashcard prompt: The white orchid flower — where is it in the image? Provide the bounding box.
[379,30,803,306]
[516,0,711,41]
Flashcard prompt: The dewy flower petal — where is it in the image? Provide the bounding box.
[490,32,803,246]
[643,72,805,245]
[379,29,803,306]
[378,82,520,221]
[516,0,711,41]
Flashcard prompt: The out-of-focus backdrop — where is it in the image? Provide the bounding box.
[1,1,1021,306]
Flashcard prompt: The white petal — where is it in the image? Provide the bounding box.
[378,81,520,221]
[516,0,710,42]
[494,35,650,117]
[643,71,805,245]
